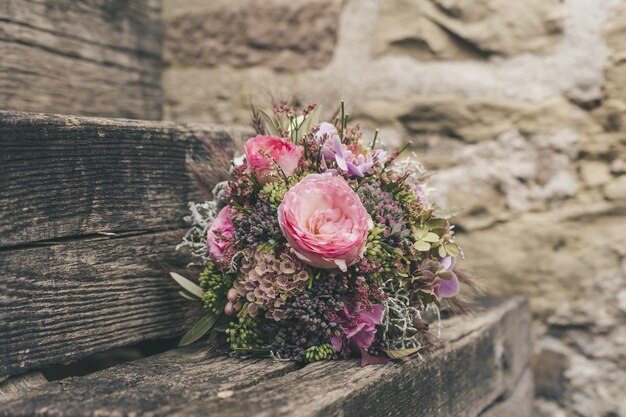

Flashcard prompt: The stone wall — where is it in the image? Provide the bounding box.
[163,1,626,416]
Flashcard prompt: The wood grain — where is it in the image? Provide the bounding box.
[0,111,249,377]
[0,230,201,378]
[0,372,47,400]
[0,297,532,417]
[0,0,163,119]
[479,369,533,417]
[0,111,245,248]
[172,297,532,417]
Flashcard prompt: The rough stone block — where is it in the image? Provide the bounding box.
[164,0,343,72]
[374,0,563,60]
[604,175,626,200]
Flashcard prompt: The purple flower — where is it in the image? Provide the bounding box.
[314,122,339,143]
[412,184,428,205]
[330,302,388,366]
[436,256,460,298]
[315,123,387,177]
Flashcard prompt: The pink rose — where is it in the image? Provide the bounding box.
[277,173,373,271]
[244,135,303,184]
[207,205,233,265]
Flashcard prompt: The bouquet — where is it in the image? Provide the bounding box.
[171,103,474,366]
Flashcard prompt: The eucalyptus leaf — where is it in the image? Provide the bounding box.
[413,240,431,251]
[422,232,440,243]
[433,207,463,219]
[384,347,421,359]
[445,244,461,257]
[178,290,200,301]
[412,226,429,239]
[426,218,448,229]
[178,314,218,347]
[170,272,203,299]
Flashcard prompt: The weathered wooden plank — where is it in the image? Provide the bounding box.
[0,111,245,248]
[0,297,531,417]
[169,297,532,417]
[478,369,533,417]
[0,230,201,378]
[0,111,250,377]
[0,341,297,417]
[0,372,47,400]
[0,0,163,119]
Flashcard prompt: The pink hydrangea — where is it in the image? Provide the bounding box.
[207,205,233,265]
[277,173,373,272]
[244,135,303,184]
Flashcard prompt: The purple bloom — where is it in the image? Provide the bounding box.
[314,123,387,177]
[412,184,428,205]
[436,256,460,298]
[330,302,388,366]
[314,122,338,143]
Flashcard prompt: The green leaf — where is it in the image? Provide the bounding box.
[412,226,429,240]
[178,290,200,301]
[258,109,281,136]
[422,232,440,243]
[438,245,447,258]
[426,218,448,229]
[413,240,431,251]
[445,244,461,257]
[433,207,463,219]
[170,272,203,299]
[178,314,218,347]
[438,271,453,281]
[286,115,305,136]
[303,105,321,132]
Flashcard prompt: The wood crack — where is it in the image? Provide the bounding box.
[0,229,177,253]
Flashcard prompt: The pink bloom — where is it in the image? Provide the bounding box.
[207,205,234,264]
[330,303,388,366]
[244,135,303,184]
[277,174,373,271]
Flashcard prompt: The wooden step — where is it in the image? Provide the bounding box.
[0,297,532,417]
[0,111,249,378]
